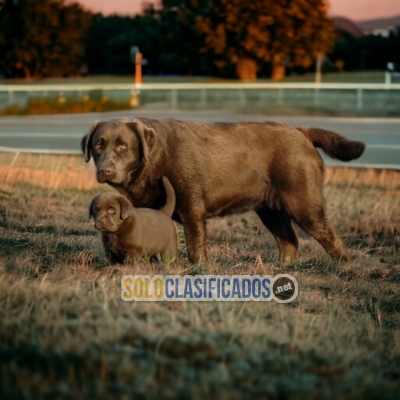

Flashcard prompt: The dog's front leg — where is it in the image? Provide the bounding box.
[181,210,207,263]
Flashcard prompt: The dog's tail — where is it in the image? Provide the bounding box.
[160,176,176,217]
[297,127,365,161]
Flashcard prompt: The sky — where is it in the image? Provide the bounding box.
[76,0,400,21]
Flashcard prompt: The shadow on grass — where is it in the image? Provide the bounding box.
[0,219,96,236]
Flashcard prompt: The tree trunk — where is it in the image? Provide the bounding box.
[15,61,31,79]
[22,65,31,79]
[271,54,286,80]
[236,58,257,80]
[271,64,285,80]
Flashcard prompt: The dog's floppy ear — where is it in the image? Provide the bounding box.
[81,121,99,163]
[88,196,97,221]
[118,195,133,220]
[126,120,157,163]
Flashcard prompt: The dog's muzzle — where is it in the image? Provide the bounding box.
[95,221,111,232]
[97,164,116,183]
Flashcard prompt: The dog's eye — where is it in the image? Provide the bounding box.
[117,143,127,151]
[95,143,102,151]
[108,207,116,214]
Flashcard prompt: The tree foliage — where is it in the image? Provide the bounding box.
[0,0,92,78]
[1,0,397,80]
[85,4,210,76]
[85,13,143,75]
[174,0,335,79]
[330,29,400,72]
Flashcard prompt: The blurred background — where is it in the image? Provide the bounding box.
[0,0,399,168]
[0,0,399,81]
[0,0,400,119]
[0,0,400,168]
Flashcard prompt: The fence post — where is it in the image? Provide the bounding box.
[239,89,245,106]
[277,88,283,106]
[8,89,14,106]
[58,91,66,104]
[313,88,320,109]
[385,71,391,87]
[357,88,363,111]
[130,89,139,107]
[171,89,177,108]
[200,88,207,107]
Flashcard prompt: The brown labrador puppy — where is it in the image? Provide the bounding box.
[82,117,365,263]
[89,176,178,264]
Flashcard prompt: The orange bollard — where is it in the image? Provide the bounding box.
[135,52,142,85]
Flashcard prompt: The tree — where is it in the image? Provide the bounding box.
[85,3,211,77]
[86,13,144,75]
[0,0,92,78]
[166,0,335,80]
[327,27,400,72]
[155,1,212,75]
[357,30,400,71]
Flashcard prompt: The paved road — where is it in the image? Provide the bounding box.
[0,110,399,169]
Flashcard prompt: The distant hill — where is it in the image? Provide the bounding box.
[332,17,363,38]
[356,15,400,33]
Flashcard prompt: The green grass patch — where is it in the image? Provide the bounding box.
[0,97,135,116]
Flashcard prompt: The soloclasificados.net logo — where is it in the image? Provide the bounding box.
[121,275,298,303]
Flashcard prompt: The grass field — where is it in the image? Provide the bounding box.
[0,154,400,399]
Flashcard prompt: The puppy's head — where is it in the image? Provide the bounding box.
[89,193,134,232]
[81,118,157,185]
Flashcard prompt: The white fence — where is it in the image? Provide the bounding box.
[1,82,400,116]
[1,81,400,91]
[0,82,399,169]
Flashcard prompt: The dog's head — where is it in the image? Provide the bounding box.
[89,192,134,232]
[81,119,157,185]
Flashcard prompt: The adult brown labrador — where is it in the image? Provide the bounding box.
[81,117,365,263]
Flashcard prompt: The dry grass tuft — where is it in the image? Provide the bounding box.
[2,152,399,191]
[324,167,400,190]
[0,152,101,190]
[0,154,400,399]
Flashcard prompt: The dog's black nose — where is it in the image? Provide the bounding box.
[99,166,112,176]
[97,165,115,182]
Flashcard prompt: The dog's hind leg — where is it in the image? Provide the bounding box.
[283,192,349,262]
[293,211,349,262]
[256,207,298,263]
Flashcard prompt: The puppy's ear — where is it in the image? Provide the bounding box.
[126,120,157,163]
[81,121,99,163]
[118,196,133,220]
[88,197,96,221]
